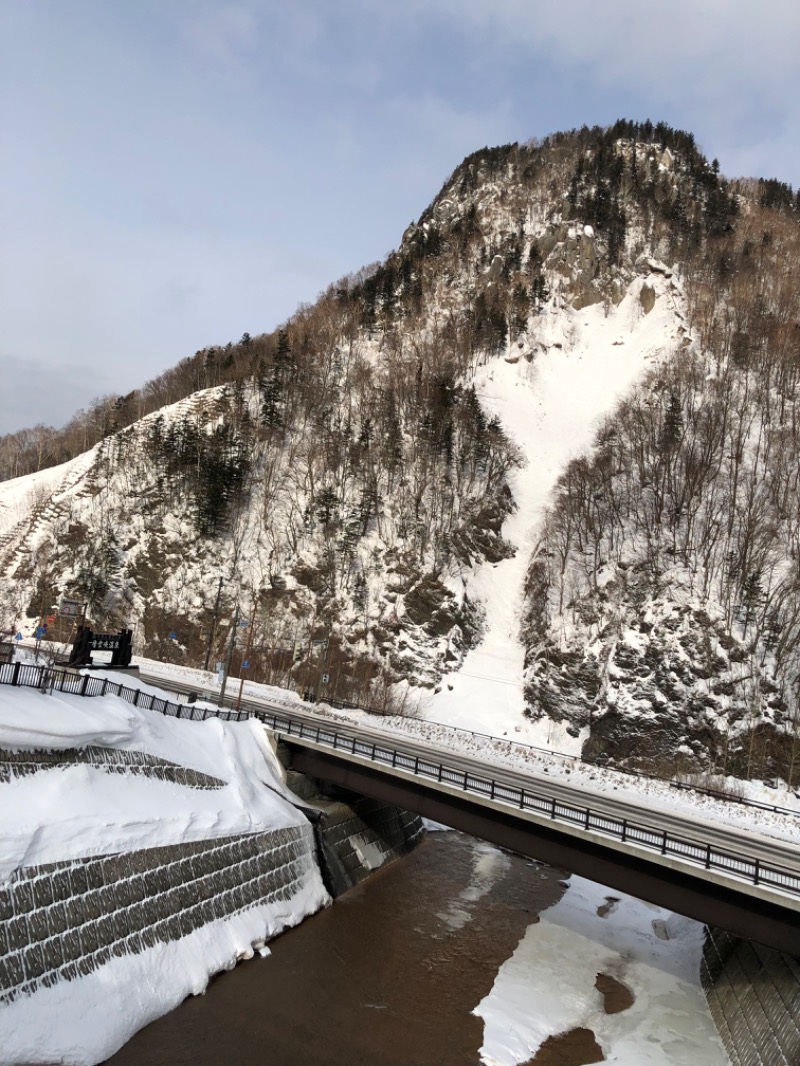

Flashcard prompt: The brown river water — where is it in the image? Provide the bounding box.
[106,831,577,1066]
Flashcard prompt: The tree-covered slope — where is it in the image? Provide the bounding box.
[523,161,800,785]
[3,121,800,785]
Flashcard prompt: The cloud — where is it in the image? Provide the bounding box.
[181,4,260,69]
[401,0,800,181]
[0,355,116,435]
[372,92,517,206]
[415,0,799,96]
[388,92,514,153]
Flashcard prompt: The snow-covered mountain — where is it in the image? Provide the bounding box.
[2,121,799,786]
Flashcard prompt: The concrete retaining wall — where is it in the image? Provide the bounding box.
[285,769,425,896]
[703,926,800,1066]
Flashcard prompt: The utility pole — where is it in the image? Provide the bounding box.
[203,577,224,673]
[218,607,239,709]
[235,601,258,711]
[287,623,299,688]
[316,631,331,703]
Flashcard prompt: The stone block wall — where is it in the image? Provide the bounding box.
[0,746,226,789]
[285,770,425,896]
[702,926,800,1066]
[0,825,314,1004]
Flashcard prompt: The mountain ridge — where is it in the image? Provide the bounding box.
[3,120,799,786]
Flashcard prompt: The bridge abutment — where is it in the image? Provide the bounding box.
[703,927,800,1066]
[283,768,425,897]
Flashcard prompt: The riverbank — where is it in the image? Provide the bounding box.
[0,686,330,1065]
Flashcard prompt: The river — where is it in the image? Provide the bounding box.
[106,830,729,1066]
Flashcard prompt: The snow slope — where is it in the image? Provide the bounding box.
[426,271,685,741]
[0,687,329,1065]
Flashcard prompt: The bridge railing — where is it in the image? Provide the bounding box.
[244,693,800,821]
[4,660,798,897]
[256,708,800,902]
[139,665,798,822]
[302,691,799,818]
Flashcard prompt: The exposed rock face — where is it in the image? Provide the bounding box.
[6,121,792,776]
[525,644,602,726]
[639,282,656,314]
[404,575,461,636]
[527,554,798,777]
[573,285,603,310]
[489,254,504,278]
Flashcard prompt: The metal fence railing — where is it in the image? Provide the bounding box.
[5,659,799,900]
[252,707,800,902]
[301,691,800,821]
[0,661,248,723]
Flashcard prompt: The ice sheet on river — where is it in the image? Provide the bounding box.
[476,874,730,1066]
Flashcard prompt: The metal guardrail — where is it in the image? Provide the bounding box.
[5,658,798,899]
[298,689,800,821]
[255,707,800,902]
[0,661,248,723]
[140,666,800,821]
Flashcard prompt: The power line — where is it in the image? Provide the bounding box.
[449,670,524,688]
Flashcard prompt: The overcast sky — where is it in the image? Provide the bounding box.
[2,1,798,437]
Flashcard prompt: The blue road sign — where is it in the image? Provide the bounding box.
[15,633,23,641]
[169,631,177,640]
[242,660,250,670]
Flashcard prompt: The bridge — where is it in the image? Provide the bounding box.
[137,671,800,956]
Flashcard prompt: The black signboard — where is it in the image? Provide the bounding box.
[69,627,133,668]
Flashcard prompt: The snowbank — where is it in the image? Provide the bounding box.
[0,686,329,1065]
[0,687,313,879]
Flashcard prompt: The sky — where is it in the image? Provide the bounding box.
[1,0,798,437]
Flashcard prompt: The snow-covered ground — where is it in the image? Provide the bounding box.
[428,274,682,741]
[0,685,319,878]
[0,685,328,1065]
[477,874,730,1066]
[131,652,800,846]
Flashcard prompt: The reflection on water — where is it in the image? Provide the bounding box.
[107,832,567,1066]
